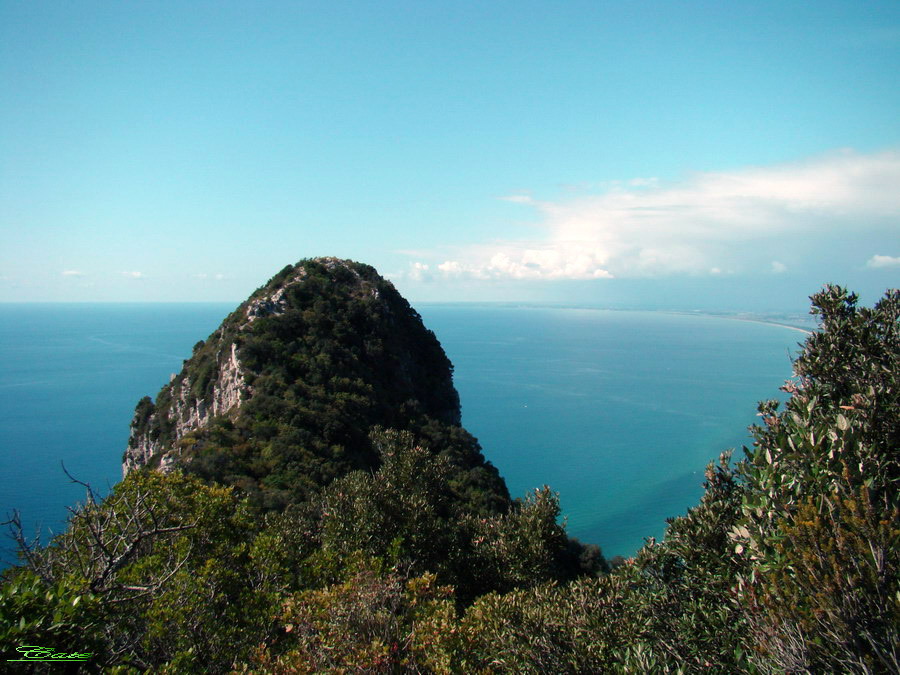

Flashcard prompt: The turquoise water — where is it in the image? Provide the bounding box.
[0,303,803,563]
[419,305,801,557]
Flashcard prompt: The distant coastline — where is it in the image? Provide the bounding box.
[723,316,814,336]
[664,310,815,336]
[418,302,818,336]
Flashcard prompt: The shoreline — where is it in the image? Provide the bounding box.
[722,315,813,336]
[660,310,814,336]
[417,303,818,336]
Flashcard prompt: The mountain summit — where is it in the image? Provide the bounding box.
[124,257,508,511]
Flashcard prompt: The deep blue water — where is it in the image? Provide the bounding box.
[0,303,803,563]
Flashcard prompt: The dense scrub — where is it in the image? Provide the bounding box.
[2,283,897,672]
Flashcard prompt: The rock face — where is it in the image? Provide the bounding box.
[123,340,247,475]
[122,258,468,494]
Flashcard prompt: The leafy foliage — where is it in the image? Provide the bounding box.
[243,565,457,674]
[0,569,105,671]
[736,285,900,673]
[3,472,275,672]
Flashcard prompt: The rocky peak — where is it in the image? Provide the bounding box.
[123,258,463,494]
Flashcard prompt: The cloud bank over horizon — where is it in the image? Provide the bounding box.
[404,149,899,283]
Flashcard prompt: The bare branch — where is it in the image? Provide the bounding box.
[61,461,100,505]
[89,521,197,594]
[3,510,53,583]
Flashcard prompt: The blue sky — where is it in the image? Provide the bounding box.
[1,1,898,311]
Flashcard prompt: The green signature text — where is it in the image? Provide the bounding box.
[7,645,94,662]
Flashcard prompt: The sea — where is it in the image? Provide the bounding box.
[0,303,807,565]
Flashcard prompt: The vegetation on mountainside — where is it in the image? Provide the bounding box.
[2,283,897,673]
[130,259,509,514]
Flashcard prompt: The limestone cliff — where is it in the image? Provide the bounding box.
[123,339,246,475]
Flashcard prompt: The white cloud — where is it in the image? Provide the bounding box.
[429,248,612,281]
[408,262,432,282]
[437,260,464,276]
[121,271,145,279]
[62,270,83,277]
[866,254,900,268]
[428,149,900,281]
